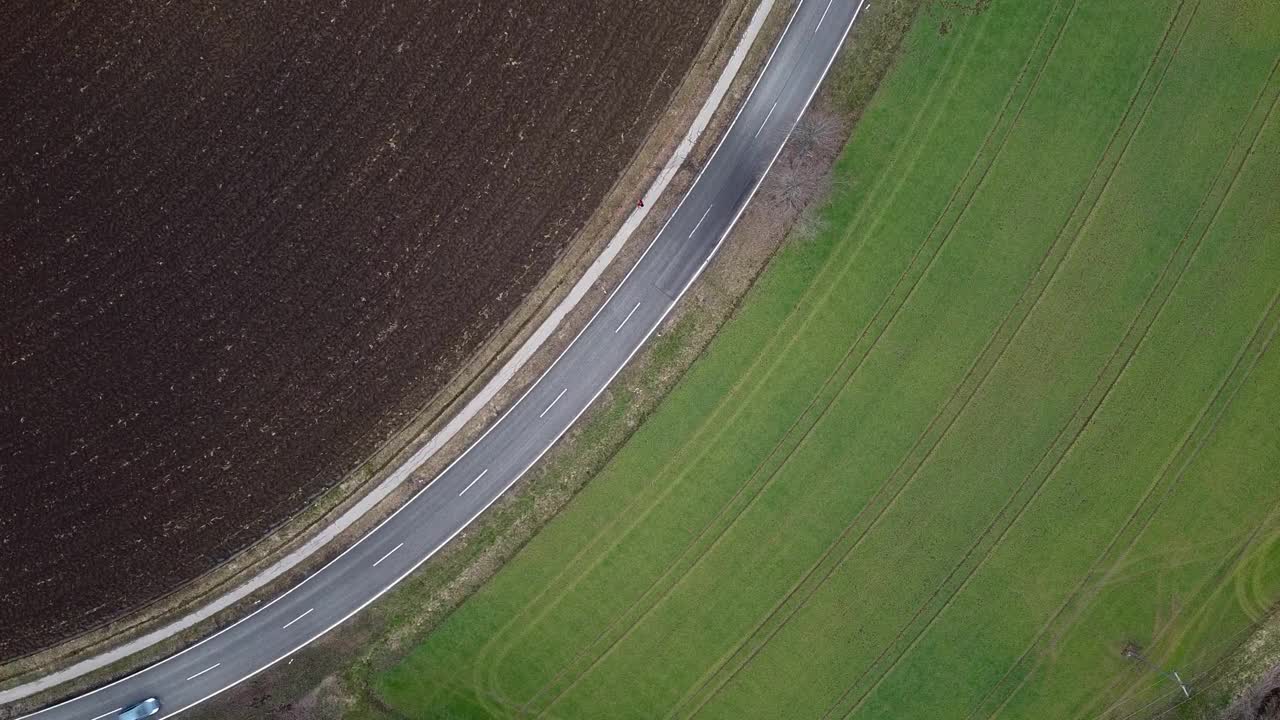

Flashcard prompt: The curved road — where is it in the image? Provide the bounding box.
[18,1,862,717]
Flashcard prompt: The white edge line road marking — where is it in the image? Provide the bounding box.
[614,302,642,334]
[458,468,488,496]
[539,388,568,417]
[688,205,714,238]
[87,710,122,720]
[816,0,835,32]
[163,3,860,714]
[755,101,778,137]
[280,608,313,630]
[160,0,855,696]
[184,663,220,682]
[12,1,861,717]
[372,542,404,567]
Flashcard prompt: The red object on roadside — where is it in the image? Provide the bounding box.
[638,198,645,208]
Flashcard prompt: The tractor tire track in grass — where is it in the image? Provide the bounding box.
[677,0,1218,713]
[963,59,1280,720]
[660,0,1180,714]
[1023,76,1280,720]
[875,159,1277,720]
[505,9,1012,713]
[836,6,1280,718]
[512,4,1070,715]
[469,8,998,708]
[368,4,1280,718]
[1085,332,1280,720]
[1081,490,1280,720]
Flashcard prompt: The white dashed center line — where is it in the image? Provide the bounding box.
[689,205,714,238]
[459,468,488,496]
[186,663,221,682]
[281,608,314,630]
[816,0,835,31]
[755,101,778,137]
[540,388,568,418]
[615,301,642,333]
[373,542,404,567]
[88,709,124,720]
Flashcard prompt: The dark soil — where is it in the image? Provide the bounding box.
[0,0,722,661]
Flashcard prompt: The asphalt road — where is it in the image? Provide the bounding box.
[17,1,862,717]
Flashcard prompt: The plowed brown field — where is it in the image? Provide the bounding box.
[0,0,723,660]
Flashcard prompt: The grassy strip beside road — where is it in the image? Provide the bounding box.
[372,0,1280,718]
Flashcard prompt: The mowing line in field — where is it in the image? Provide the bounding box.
[373,543,404,568]
[540,388,568,417]
[185,663,220,682]
[689,205,714,238]
[281,608,314,630]
[615,303,641,334]
[756,102,778,137]
[459,469,488,497]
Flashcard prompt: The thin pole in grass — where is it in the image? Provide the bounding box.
[1123,642,1191,699]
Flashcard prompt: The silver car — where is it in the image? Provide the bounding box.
[117,697,161,720]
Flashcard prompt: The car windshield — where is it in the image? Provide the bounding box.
[119,698,158,719]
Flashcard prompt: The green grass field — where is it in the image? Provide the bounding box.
[365,0,1280,717]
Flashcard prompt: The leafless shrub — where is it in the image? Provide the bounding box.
[765,155,827,214]
[759,108,847,222]
[786,109,845,160]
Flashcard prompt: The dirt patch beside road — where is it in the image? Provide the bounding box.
[0,0,723,660]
